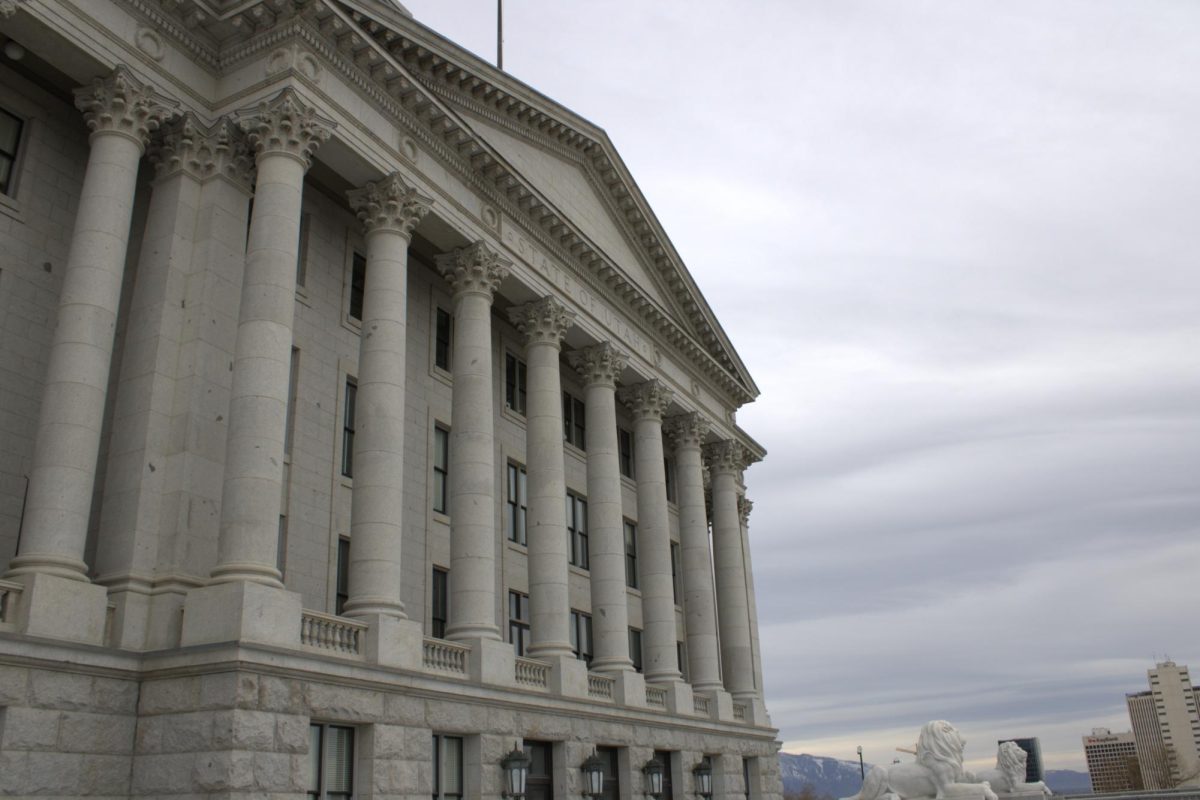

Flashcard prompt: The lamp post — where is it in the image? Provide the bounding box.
[692,760,713,800]
[857,746,865,780]
[581,751,606,798]
[501,743,531,799]
[643,756,665,798]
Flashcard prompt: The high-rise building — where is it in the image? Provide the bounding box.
[1083,728,1141,793]
[1127,662,1200,789]
[0,1,782,797]
[1000,737,1044,782]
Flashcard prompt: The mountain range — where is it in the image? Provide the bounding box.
[778,753,1092,797]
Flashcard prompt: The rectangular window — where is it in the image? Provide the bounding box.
[296,212,311,288]
[277,515,288,578]
[562,392,586,449]
[624,521,638,589]
[505,353,527,415]
[507,462,528,545]
[349,251,366,321]
[664,457,676,503]
[431,567,448,639]
[434,307,452,371]
[0,108,22,196]
[655,751,676,800]
[432,734,463,800]
[569,609,593,666]
[308,723,354,800]
[677,642,688,683]
[523,741,553,800]
[433,425,449,514]
[285,347,300,457]
[335,537,350,615]
[743,757,753,799]
[618,427,634,478]
[566,492,588,569]
[509,590,530,656]
[670,541,682,606]
[596,746,619,800]
[629,627,643,673]
[341,379,357,478]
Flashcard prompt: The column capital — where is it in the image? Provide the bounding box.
[664,411,711,451]
[508,296,574,349]
[436,241,511,299]
[238,88,334,167]
[618,379,674,422]
[74,65,178,151]
[703,439,749,476]
[567,342,628,388]
[149,113,254,191]
[348,172,432,238]
[738,496,754,526]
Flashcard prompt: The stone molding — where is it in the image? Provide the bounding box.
[618,379,674,423]
[738,496,753,526]
[347,172,432,238]
[508,296,574,349]
[0,0,27,19]
[434,241,510,299]
[704,440,749,476]
[567,342,628,388]
[237,87,334,167]
[664,411,712,451]
[149,113,254,191]
[73,65,178,150]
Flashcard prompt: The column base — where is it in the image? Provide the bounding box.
[180,581,301,648]
[611,670,646,708]
[546,653,589,698]
[653,679,694,716]
[465,637,517,688]
[708,688,735,721]
[11,573,108,645]
[358,613,423,670]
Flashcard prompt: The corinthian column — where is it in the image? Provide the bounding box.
[567,343,633,674]
[342,174,431,620]
[208,89,332,587]
[508,297,575,661]
[705,440,756,699]
[739,497,765,697]
[435,242,510,642]
[6,67,175,643]
[664,412,723,692]
[618,380,681,684]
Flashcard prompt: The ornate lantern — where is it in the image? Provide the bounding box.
[501,743,531,799]
[581,751,607,797]
[642,756,665,798]
[692,760,713,799]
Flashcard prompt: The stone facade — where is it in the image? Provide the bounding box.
[0,0,780,797]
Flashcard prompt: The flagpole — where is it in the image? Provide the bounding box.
[497,0,504,69]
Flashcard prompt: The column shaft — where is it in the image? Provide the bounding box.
[708,443,755,698]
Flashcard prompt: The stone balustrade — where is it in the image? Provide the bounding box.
[300,610,367,657]
[646,685,668,708]
[733,702,747,721]
[423,638,470,675]
[693,695,711,715]
[0,579,21,629]
[515,656,550,689]
[587,673,615,701]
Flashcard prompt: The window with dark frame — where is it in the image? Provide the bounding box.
[296,212,311,288]
[341,379,356,478]
[664,456,676,503]
[655,750,676,800]
[432,734,463,800]
[595,746,619,800]
[566,492,588,569]
[562,392,586,449]
[0,108,22,196]
[433,425,449,514]
[569,609,593,665]
[335,537,350,615]
[629,627,643,673]
[284,347,300,457]
[618,427,634,478]
[348,251,366,321]
[308,723,354,800]
[508,590,530,656]
[434,307,452,371]
[505,352,527,415]
[431,567,448,639]
[507,462,528,545]
[523,740,553,800]
[676,642,688,683]
[743,757,753,799]
[624,521,638,589]
[670,541,682,605]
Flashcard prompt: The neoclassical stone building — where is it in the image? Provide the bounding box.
[0,0,780,797]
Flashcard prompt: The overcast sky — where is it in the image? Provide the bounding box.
[399,0,1200,772]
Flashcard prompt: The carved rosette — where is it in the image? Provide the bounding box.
[618,379,674,423]
[703,439,748,477]
[238,88,333,167]
[567,342,628,388]
[508,296,574,349]
[435,241,511,299]
[664,411,711,452]
[73,65,178,151]
[347,172,432,238]
[150,114,254,191]
[738,496,753,526]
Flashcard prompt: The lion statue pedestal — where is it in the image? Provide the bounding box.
[841,721,998,800]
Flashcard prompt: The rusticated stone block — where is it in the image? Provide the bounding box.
[158,711,215,753]
[59,710,136,753]
[306,682,383,721]
[213,708,276,750]
[200,672,259,710]
[373,723,407,758]
[383,691,423,724]
[0,665,30,704]
[132,752,196,794]
[81,753,133,795]
[26,751,85,793]
[1,706,61,749]
[275,713,310,753]
[93,676,139,713]
[257,675,305,713]
[139,677,201,714]
[192,750,255,792]
[29,669,93,710]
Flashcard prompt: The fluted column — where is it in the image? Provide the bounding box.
[7,67,175,583]
[341,174,431,619]
[664,412,723,692]
[619,380,680,684]
[739,497,765,697]
[436,242,510,641]
[705,440,756,699]
[210,89,332,586]
[568,343,633,674]
[509,296,575,659]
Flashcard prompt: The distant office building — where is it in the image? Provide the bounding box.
[1000,737,1045,782]
[1127,662,1200,789]
[1084,728,1141,793]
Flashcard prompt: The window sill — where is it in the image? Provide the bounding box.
[431,510,450,526]
[568,564,589,579]
[500,404,527,428]
[0,192,24,223]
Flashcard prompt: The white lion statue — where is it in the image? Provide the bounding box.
[841,721,999,800]
[965,741,1052,798]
